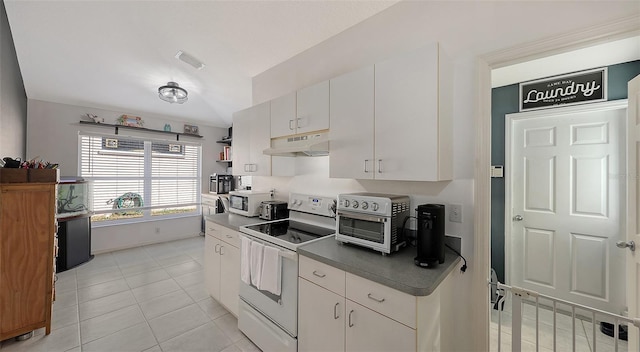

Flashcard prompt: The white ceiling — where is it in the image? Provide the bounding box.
[4,0,398,127]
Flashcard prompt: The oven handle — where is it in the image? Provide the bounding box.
[239,234,298,262]
[337,211,388,223]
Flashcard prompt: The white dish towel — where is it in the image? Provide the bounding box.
[259,246,282,296]
[240,236,252,285]
[250,241,264,288]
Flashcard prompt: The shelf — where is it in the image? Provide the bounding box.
[216,138,232,144]
[216,160,232,163]
[79,121,203,141]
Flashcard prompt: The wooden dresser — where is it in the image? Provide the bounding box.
[0,169,57,340]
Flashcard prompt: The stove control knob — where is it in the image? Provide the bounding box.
[343,199,350,207]
[352,201,359,209]
[361,202,369,210]
[372,202,379,211]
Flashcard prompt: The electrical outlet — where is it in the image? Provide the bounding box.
[449,204,462,223]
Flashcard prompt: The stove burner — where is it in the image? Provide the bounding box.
[244,220,334,245]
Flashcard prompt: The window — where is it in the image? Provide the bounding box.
[79,133,201,224]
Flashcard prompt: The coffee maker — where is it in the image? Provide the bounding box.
[415,204,445,268]
[210,173,234,194]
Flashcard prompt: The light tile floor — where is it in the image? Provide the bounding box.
[0,236,261,352]
[490,300,628,352]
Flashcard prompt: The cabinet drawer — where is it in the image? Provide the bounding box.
[299,256,345,295]
[346,273,416,328]
[208,222,240,247]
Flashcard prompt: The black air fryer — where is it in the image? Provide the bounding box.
[415,204,445,268]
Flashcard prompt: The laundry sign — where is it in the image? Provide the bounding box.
[519,67,607,111]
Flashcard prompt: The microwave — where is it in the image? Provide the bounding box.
[228,191,272,217]
[335,193,410,254]
[210,174,233,194]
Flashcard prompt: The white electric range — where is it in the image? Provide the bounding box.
[237,193,336,352]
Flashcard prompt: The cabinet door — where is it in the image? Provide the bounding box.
[1,184,54,334]
[297,80,329,134]
[232,107,252,176]
[329,66,375,179]
[249,101,272,176]
[219,242,240,317]
[270,91,297,138]
[345,300,415,352]
[298,278,345,352]
[204,235,221,301]
[232,102,272,176]
[375,43,441,181]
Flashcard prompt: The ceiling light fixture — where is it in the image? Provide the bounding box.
[158,82,188,104]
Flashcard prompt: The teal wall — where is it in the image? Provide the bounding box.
[491,60,640,283]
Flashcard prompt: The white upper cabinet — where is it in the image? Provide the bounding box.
[232,101,271,176]
[374,43,452,181]
[270,80,329,138]
[329,43,452,181]
[296,80,330,135]
[329,66,375,179]
[270,91,297,138]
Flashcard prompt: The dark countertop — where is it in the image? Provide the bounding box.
[205,213,266,231]
[298,236,461,296]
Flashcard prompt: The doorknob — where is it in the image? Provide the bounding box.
[616,240,636,252]
[513,215,523,221]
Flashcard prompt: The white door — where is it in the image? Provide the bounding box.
[248,101,272,176]
[329,65,375,179]
[626,74,640,349]
[298,278,345,352]
[508,100,627,314]
[374,43,444,181]
[270,91,296,139]
[345,300,415,352]
[296,80,329,134]
[232,107,251,176]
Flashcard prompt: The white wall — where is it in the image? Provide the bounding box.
[0,0,27,159]
[250,2,639,350]
[26,99,229,252]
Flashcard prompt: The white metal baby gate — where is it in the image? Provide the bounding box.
[491,281,640,352]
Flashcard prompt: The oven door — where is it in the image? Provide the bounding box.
[335,211,391,252]
[238,234,298,338]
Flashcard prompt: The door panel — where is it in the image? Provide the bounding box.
[523,227,555,287]
[524,156,555,213]
[571,155,608,217]
[570,233,607,299]
[508,101,627,314]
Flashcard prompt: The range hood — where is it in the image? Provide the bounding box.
[263,131,329,157]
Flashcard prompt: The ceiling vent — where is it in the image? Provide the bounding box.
[175,50,205,70]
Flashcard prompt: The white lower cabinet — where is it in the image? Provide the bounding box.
[204,221,240,317]
[298,256,443,352]
[298,278,345,352]
[345,300,415,352]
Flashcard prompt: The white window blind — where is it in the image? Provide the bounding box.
[79,134,201,223]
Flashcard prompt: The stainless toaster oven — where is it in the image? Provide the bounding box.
[335,193,410,255]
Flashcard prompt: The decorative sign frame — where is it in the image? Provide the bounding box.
[183,124,200,135]
[519,67,607,112]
